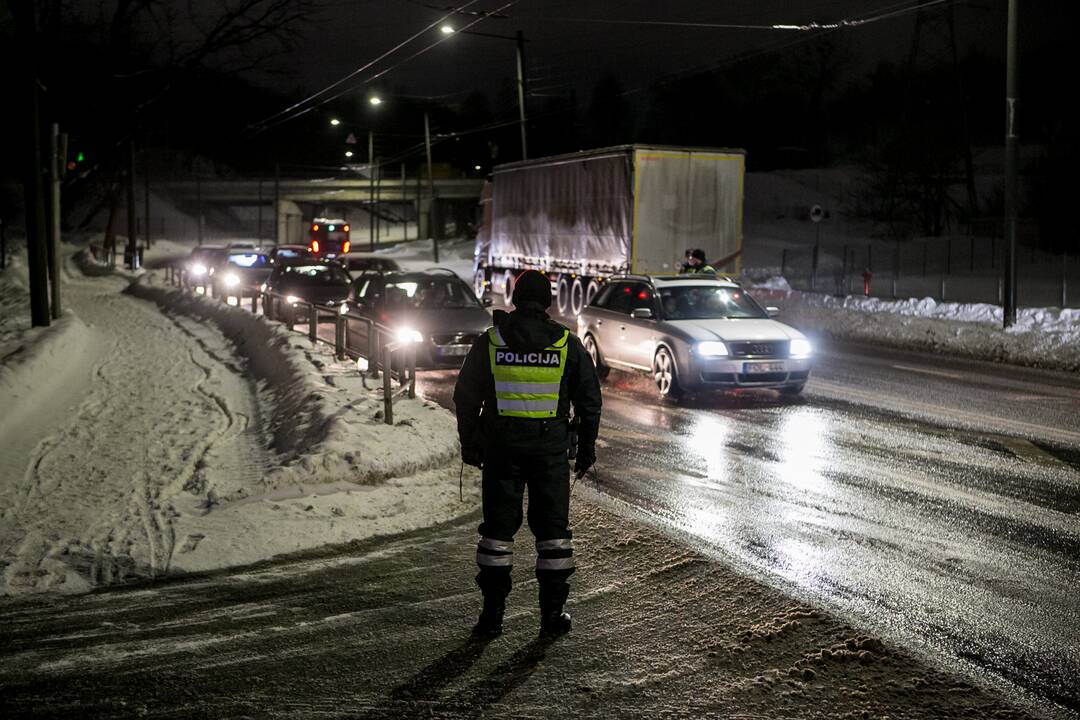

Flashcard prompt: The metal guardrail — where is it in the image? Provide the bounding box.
[164,262,416,425]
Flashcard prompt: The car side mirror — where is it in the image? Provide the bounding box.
[630,307,654,320]
[766,306,781,318]
[482,297,493,307]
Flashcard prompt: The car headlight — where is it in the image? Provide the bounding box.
[224,273,240,287]
[191,263,207,276]
[789,338,812,358]
[696,341,729,357]
[286,295,301,305]
[396,327,423,344]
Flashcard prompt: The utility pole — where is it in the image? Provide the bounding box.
[273,162,280,245]
[516,30,528,161]
[126,139,138,268]
[16,0,50,326]
[257,178,263,243]
[369,130,375,251]
[47,123,62,318]
[143,151,151,248]
[424,111,439,263]
[1003,0,1019,327]
[401,163,407,242]
[196,174,203,246]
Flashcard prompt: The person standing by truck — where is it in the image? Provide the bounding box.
[453,270,602,639]
[680,248,716,274]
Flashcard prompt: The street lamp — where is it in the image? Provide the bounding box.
[441,27,528,160]
[368,95,382,106]
[330,118,341,126]
[345,150,354,158]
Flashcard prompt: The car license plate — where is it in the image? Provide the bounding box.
[439,345,470,356]
[743,361,785,373]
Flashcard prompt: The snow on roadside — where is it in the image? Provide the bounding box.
[378,237,476,282]
[1,249,477,595]
[124,267,476,576]
[745,278,1080,372]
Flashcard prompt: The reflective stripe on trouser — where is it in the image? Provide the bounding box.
[536,537,575,572]
[476,536,513,568]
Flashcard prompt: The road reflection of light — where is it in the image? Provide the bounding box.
[688,414,729,481]
[773,536,829,590]
[778,407,830,494]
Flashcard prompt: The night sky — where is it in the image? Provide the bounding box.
[262,1,1055,102]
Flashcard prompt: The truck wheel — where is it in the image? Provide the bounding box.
[653,346,682,399]
[556,276,571,315]
[473,269,487,299]
[584,334,609,381]
[585,278,600,306]
[570,277,585,315]
[501,270,515,304]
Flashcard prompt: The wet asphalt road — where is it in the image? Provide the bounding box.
[416,338,1080,716]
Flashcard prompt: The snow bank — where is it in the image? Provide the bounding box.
[0,313,92,442]
[378,237,476,281]
[746,281,1080,371]
[127,273,460,490]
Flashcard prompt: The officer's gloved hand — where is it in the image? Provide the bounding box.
[462,445,484,469]
[574,446,596,478]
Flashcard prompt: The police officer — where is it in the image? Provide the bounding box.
[680,248,716,274]
[454,269,602,639]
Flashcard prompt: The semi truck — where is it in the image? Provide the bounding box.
[473,144,746,315]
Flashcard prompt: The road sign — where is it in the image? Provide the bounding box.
[810,204,825,223]
[345,133,358,145]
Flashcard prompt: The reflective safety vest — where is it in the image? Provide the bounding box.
[487,327,569,418]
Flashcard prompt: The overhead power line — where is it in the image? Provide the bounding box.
[546,0,950,32]
[246,1,484,133]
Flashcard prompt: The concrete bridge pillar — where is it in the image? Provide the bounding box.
[276,200,303,245]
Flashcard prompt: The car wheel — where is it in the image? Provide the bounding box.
[556,276,571,316]
[501,269,515,304]
[570,277,585,316]
[653,346,682,399]
[585,278,600,306]
[473,268,487,299]
[583,334,609,381]
[778,383,805,396]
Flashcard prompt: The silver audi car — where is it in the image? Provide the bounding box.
[577,275,812,398]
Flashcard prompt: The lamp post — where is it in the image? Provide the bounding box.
[1002,0,1019,328]
[441,26,528,160]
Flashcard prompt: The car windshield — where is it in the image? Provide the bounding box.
[659,285,768,320]
[226,253,269,268]
[366,277,479,309]
[282,264,350,285]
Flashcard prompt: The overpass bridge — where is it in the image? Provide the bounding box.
[160,176,485,243]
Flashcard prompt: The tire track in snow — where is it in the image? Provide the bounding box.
[1,275,275,594]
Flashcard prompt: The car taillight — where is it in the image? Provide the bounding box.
[311,240,320,253]
[342,241,351,254]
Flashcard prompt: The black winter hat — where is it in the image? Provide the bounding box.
[689,248,706,262]
[511,270,552,308]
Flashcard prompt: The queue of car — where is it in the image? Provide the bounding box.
[179,234,811,400]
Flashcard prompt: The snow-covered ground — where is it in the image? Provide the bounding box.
[745,277,1080,372]
[0,241,478,595]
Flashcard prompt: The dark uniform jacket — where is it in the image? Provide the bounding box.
[454,307,602,458]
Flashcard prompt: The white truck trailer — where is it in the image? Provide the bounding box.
[473,144,746,315]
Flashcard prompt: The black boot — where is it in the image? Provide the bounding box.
[472,597,505,637]
[539,610,572,639]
